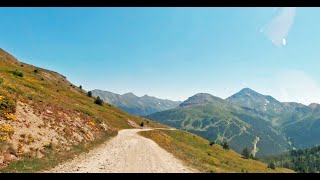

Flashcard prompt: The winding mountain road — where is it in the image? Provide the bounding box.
[46,128,193,173]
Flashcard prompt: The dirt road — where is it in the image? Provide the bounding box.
[46,128,193,173]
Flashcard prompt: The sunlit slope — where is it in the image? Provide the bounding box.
[0,48,163,171]
[140,129,294,173]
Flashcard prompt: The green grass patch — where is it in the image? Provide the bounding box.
[11,70,24,77]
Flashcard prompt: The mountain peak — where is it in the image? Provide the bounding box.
[228,88,267,100]
[227,88,282,113]
[193,93,216,98]
[92,90,181,116]
[308,103,320,109]
[237,88,260,96]
[179,93,223,108]
[122,92,136,97]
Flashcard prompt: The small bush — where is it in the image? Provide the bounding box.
[222,142,229,150]
[0,96,16,114]
[209,141,215,146]
[33,69,39,73]
[88,121,95,127]
[79,85,82,90]
[87,91,92,97]
[94,96,103,106]
[4,113,16,121]
[268,162,276,170]
[96,118,103,123]
[140,122,144,127]
[41,78,44,81]
[12,70,24,77]
[20,64,24,67]
[43,142,53,150]
[241,147,250,159]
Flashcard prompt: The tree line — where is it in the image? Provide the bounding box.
[263,145,320,173]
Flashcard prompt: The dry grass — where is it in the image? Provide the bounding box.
[139,129,295,173]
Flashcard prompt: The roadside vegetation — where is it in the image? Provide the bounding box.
[139,129,294,173]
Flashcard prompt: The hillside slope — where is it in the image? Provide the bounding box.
[0,48,163,171]
[227,88,320,149]
[146,93,291,156]
[91,89,181,116]
[140,129,294,173]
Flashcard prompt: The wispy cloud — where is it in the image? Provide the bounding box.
[261,7,297,47]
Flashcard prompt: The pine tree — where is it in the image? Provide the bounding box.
[268,161,276,170]
[87,91,92,97]
[241,147,250,159]
[94,96,104,106]
[222,142,229,150]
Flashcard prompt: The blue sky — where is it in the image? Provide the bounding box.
[1,8,320,104]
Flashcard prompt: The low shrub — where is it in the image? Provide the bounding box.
[12,70,24,77]
[209,141,215,146]
[94,96,103,106]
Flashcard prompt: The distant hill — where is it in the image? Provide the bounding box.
[179,93,225,108]
[146,88,320,156]
[146,92,291,156]
[227,88,320,149]
[91,89,181,116]
[227,88,284,115]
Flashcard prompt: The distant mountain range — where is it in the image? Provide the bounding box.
[91,88,320,156]
[146,88,320,156]
[91,89,181,116]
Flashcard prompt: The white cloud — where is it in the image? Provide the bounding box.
[274,70,320,105]
[262,7,296,47]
